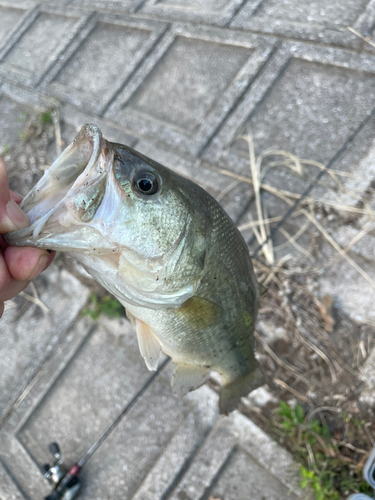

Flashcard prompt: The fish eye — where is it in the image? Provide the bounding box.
[133,171,160,196]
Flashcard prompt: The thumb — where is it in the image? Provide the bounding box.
[0,156,30,233]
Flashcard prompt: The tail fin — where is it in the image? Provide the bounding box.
[219,364,264,415]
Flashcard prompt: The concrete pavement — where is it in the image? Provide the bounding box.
[1,0,375,498]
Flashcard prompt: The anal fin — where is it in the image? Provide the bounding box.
[134,319,162,371]
[172,362,210,396]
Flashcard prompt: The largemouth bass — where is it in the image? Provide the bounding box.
[6,124,262,414]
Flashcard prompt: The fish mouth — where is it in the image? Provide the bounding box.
[5,124,113,250]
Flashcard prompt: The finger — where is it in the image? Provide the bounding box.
[0,156,29,233]
[10,190,23,204]
[4,247,55,282]
[0,252,30,302]
[0,157,10,204]
[1,191,24,249]
[0,235,6,250]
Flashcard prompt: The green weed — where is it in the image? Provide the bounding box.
[1,144,10,155]
[16,110,29,123]
[17,108,55,143]
[82,294,124,320]
[41,110,53,124]
[276,401,373,500]
[18,129,28,141]
[299,466,339,500]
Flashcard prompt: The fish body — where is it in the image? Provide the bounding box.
[6,125,262,413]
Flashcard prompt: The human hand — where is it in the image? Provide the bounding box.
[0,156,54,317]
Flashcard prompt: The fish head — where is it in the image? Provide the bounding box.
[6,125,209,304]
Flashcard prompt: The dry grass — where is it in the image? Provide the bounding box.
[214,132,374,289]
[5,281,50,315]
[348,27,375,50]
[247,259,375,497]
[214,131,375,497]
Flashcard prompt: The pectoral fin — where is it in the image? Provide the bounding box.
[171,362,210,396]
[175,296,222,330]
[134,319,162,371]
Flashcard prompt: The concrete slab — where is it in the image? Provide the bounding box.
[167,411,302,500]
[231,0,371,47]
[0,5,90,88]
[250,0,368,26]
[318,251,375,325]
[0,460,25,500]
[71,0,145,15]
[106,26,275,156]
[204,42,375,170]
[0,4,28,48]
[0,317,97,498]
[0,264,90,424]
[44,15,168,115]
[140,0,245,26]
[0,2,37,63]
[0,314,301,499]
[59,104,138,147]
[199,40,375,264]
[0,94,36,154]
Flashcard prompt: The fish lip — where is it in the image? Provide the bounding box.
[5,124,108,246]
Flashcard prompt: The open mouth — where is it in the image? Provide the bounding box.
[5,124,112,249]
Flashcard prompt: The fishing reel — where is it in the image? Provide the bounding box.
[42,442,81,500]
[39,360,169,500]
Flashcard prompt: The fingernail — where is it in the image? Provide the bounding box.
[29,254,50,280]
[5,199,29,231]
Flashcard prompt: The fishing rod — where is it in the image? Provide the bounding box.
[42,357,169,500]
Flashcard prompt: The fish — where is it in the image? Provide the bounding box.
[5,124,263,414]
